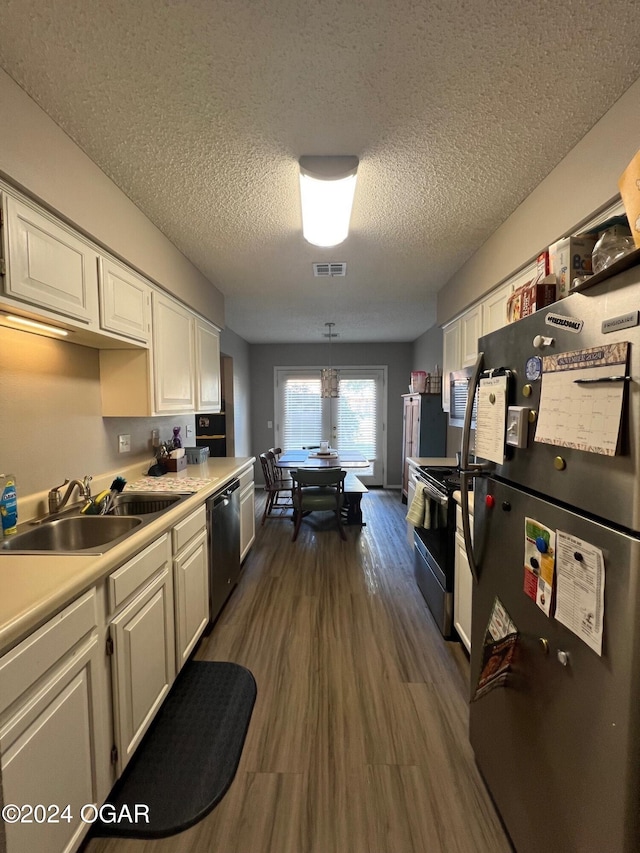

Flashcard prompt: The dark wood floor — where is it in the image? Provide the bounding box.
[85,489,512,853]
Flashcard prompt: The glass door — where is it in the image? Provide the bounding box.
[275,367,385,485]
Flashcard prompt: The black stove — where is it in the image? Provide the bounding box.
[418,465,468,495]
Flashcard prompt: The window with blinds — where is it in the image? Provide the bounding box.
[336,378,377,459]
[275,366,385,485]
[281,375,322,450]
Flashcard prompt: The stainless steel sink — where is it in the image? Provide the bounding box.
[108,492,185,516]
[0,490,192,555]
[0,515,143,554]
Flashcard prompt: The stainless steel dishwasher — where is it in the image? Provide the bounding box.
[205,478,241,630]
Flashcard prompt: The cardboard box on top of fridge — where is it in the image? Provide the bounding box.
[506,274,557,322]
[536,250,550,279]
[618,147,640,249]
[520,275,557,318]
[548,236,596,299]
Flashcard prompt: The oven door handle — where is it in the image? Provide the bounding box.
[416,477,449,508]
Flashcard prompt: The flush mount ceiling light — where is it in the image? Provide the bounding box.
[299,156,359,248]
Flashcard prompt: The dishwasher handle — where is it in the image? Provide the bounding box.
[208,478,240,508]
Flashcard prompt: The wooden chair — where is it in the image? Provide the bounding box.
[259,451,293,525]
[291,468,347,542]
[269,447,282,459]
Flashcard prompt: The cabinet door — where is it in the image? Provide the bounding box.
[110,566,175,775]
[482,281,512,337]
[98,256,151,343]
[3,194,99,325]
[442,321,460,412]
[195,318,221,412]
[240,481,255,562]
[459,305,482,367]
[454,530,473,653]
[0,636,105,853]
[174,530,209,672]
[152,292,196,414]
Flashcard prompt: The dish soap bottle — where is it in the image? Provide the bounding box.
[0,474,18,536]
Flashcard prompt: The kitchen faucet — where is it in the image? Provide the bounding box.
[48,475,92,514]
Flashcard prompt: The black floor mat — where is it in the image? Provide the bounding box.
[91,660,257,839]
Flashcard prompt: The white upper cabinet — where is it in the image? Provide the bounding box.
[2,194,99,325]
[98,256,151,344]
[195,317,221,412]
[152,291,196,414]
[482,281,512,337]
[442,321,460,412]
[459,304,481,367]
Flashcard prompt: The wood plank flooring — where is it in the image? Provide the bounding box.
[84,489,512,853]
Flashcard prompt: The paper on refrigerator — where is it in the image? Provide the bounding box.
[534,342,629,456]
[523,518,555,616]
[554,531,605,656]
[475,375,508,464]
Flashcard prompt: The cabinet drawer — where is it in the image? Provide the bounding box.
[0,589,97,715]
[108,533,170,612]
[172,505,206,554]
[238,466,254,492]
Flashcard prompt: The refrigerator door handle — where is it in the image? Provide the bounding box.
[459,351,490,584]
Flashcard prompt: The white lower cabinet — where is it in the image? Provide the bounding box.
[454,504,473,653]
[239,466,255,562]
[173,507,209,672]
[0,589,111,853]
[108,534,175,776]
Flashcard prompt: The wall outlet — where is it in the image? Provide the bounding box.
[151,429,160,447]
[118,434,131,453]
[185,423,194,439]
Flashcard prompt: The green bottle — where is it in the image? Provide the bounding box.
[0,474,18,536]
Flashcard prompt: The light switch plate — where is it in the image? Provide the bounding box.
[118,434,131,453]
[185,424,194,439]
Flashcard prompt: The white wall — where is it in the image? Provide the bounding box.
[438,76,640,324]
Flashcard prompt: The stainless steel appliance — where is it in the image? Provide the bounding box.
[459,262,640,853]
[414,465,471,638]
[205,479,241,630]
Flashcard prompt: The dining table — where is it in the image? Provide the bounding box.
[275,448,370,526]
[275,449,370,470]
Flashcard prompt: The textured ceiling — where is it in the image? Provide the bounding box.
[1,0,639,343]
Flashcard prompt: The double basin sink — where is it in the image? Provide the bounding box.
[0,492,191,555]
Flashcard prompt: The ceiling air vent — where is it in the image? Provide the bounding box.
[313,262,347,277]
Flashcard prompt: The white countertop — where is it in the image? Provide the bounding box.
[408,456,458,468]
[453,489,475,514]
[0,457,255,655]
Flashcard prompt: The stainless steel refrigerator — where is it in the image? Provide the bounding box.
[459,258,640,853]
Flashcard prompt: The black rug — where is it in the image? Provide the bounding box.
[91,660,257,839]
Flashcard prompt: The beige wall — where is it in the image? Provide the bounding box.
[0,326,193,497]
[438,76,640,325]
[0,68,225,328]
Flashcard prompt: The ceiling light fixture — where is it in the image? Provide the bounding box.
[4,315,69,336]
[321,322,339,398]
[299,156,359,248]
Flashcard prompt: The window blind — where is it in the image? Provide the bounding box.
[282,376,322,450]
[336,378,377,459]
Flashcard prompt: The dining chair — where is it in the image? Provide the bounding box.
[269,447,282,459]
[291,467,347,542]
[259,451,293,525]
